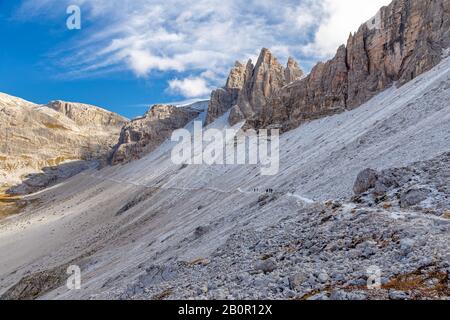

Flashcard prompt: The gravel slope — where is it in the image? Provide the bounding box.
[0,57,449,300]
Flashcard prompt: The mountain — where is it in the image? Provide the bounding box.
[47,100,127,128]
[205,61,248,126]
[110,102,207,165]
[1,54,449,299]
[0,0,449,301]
[0,93,127,194]
[215,0,450,131]
[206,52,304,126]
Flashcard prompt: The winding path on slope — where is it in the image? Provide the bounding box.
[80,172,317,205]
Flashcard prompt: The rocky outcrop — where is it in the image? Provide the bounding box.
[226,0,450,131]
[346,0,450,108]
[6,161,97,195]
[352,152,450,215]
[258,45,349,130]
[284,57,304,83]
[110,105,200,165]
[229,48,304,125]
[205,61,248,125]
[0,93,127,192]
[0,263,70,300]
[206,50,303,126]
[47,100,127,129]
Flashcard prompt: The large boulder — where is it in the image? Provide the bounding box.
[400,188,431,208]
[353,168,379,195]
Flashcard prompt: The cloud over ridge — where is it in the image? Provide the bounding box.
[17,0,391,98]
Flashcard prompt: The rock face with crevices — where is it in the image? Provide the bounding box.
[228,48,304,126]
[224,0,450,131]
[0,93,127,192]
[110,104,200,165]
[284,57,305,83]
[346,0,450,107]
[205,61,249,125]
[205,49,303,126]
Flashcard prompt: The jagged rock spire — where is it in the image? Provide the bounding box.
[205,60,249,126]
[285,57,304,83]
[245,0,450,132]
[206,48,305,126]
[229,48,303,125]
[225,61,246,89]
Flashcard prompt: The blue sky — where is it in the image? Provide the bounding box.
[0,0,390,119]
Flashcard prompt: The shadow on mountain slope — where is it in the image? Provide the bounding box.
[6,160,99,196]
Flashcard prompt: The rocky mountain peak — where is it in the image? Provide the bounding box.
[244,59,255,81]
[285,56,304,83]
[228,48,299,125]
[242,0,450,132]
[144,104,178,118]
[0,95,127,193]
[255,48,276,66]
[245,59,254,70]
[205,59,252,126]
[0,92,34,108]
[206,48,305,126]
[225,61,247,89]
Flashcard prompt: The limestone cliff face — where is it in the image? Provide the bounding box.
[47,101,127,129]
[205,61,248,125]
[206,50,303,126]
[228,0,450,131]
[285,57,305,83]
[110,104,200,165]
[228,49,286,125]
[347,0,450,108]
[228,48,304,126]
[0,93,127,192]
[259,45,349,130]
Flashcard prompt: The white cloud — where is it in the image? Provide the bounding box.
[168,77,212,98]
[304,0,392,57]
[125,49,184,76]
[17,0,393,97]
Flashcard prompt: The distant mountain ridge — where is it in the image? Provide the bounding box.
[0,93,127,193]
